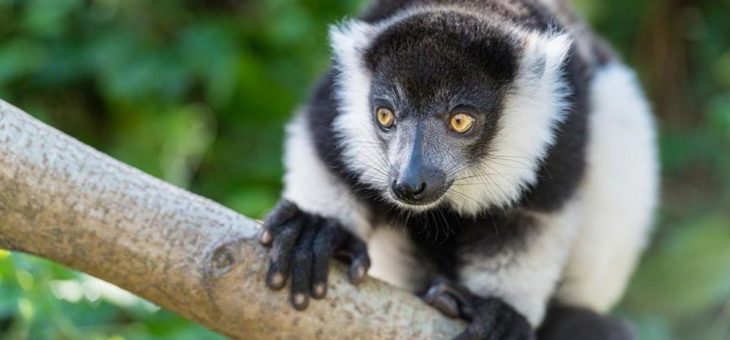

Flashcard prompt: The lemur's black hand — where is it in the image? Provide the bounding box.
[259,199,370,310]
[423,277,534,340]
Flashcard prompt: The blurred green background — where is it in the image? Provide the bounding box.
[0,0,728,339]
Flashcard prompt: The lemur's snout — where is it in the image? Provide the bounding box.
[392,179,427,202]
[391,167,448,205]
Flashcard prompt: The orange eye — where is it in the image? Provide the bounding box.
[376,108,395,128]
[449,113,476,133]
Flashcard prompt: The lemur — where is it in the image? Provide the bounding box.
[259,0,658,339]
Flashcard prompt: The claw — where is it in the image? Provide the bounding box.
[291,293,309,310]
[348,262,368,284]
[267,271,285,289]
[312,283,327,299]
[260,230,273,245]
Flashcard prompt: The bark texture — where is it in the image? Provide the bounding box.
[0,100,463,339]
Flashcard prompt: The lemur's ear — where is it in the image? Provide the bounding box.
[329,20,377,71]
[519,31,573,81]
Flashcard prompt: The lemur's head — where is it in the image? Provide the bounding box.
[331,9,572,214]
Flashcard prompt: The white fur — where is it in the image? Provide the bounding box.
[330,10,574,214]
[282,112,372,238]
[555,62,658,312]
[329,21,393,194]
[458,197,583,326]
[448,32,574,215]
[367,226,424,291]
[457,63,657,324]
[327,8,656,324]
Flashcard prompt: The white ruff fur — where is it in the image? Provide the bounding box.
[330,11,573,214]
[329,21,389,194]
[555,62,658,312]
[449,32,573,215]
[282,113,372,238]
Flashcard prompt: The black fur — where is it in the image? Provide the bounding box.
[265,1,631,339]
[311,4,593,213]
[365,11,517,168]
[519,43,591,212]
[361,0,559,31]
[537,303,635,340]
[382,207,536,285]
[331,2,593,214]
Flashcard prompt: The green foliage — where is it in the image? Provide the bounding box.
[0,251,223,339]
[0,0,728,339]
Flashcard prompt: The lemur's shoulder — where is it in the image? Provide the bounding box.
[304,72,346,177]
[304,72,379,201]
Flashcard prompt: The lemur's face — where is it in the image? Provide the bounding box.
[362,14,517,207]
[332,10,572,213]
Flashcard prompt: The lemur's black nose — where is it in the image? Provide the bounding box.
[392,180,427,202]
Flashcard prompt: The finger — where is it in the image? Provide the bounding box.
[422,279,472,320]
[310,220,347,299]
[485,299,534,340]
[266,215,304,289]
[345,236,370,285]
[434,278,479,321]
[456,299,524,340]
[289,217,319,310]
[429,294,461,319]
[260,200,299,245]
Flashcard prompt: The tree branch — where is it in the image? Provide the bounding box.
[0,100,463,339]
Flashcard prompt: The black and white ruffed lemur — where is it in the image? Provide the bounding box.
[258,0,659,339]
